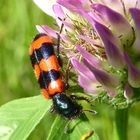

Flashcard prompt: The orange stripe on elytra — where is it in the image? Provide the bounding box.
[41,88,50,99]
[39,55,59,72]
[29,36,53,55]
[48,77,64,95]
[34,64,41,80]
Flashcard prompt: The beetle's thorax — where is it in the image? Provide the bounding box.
[52,94,82,119]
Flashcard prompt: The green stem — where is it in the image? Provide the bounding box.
[114,108,128,140]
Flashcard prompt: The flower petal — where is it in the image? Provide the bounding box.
[94,21,121,48]
[123,0,140,10]
[84,59,119,89]
[36,25,58,38]
[76,45,101,69]
[60,34,71,42]
[94,22,125,68]
[88,11,104,24]
[124,83,133,99]
[57,0,83,12]
[53,4,65,18]
[107,89,117,97]
[130,8,140,53]
[99,0,140,14]
[91,4,132,35]
[36,25,47,34]
[78,75,101,94]
[33,0,56,17]
[103,39,125,68]
[124,53,140,88]
[57,0,96,27]
[71,57,97,82]
[53,4,72,29]
[78,35,103,48]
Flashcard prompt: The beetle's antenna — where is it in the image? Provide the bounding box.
[56,17,65,67]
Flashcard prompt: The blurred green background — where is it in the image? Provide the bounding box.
[0,0,53,104]
[0,0,140,140]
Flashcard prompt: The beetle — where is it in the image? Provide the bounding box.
[30,33,84,119]
[29,33,96,124]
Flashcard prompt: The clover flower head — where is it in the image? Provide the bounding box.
[33,0,140,108]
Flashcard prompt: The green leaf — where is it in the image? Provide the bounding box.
[45,114,68,140]
[0,95,52,140]
[0,95,99,140]
[45,114,99,140]
[69,115,100,140]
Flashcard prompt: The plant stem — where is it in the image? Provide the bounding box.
[114,108,128,140]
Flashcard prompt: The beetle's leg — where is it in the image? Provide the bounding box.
[70,95,91,103]
[50,106,56,113]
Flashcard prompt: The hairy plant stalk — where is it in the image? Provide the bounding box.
[114,108,128,140]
